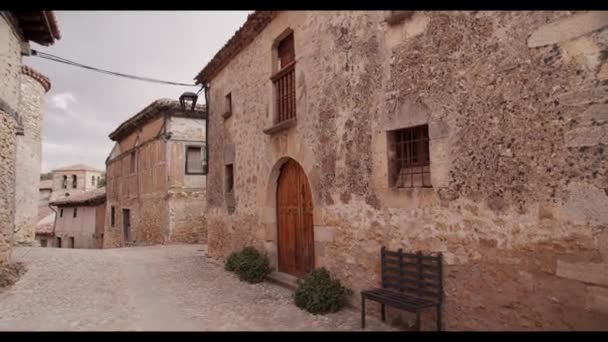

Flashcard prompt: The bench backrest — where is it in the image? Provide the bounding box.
[380,246,443,303]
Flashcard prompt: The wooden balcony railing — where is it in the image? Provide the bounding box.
[271,61,296,124]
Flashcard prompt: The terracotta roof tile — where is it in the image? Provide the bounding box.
[194,11,278,84]
[108,99,206,142]
[50,187,106,207]
[52,164,103,172]
[22,65,51,92]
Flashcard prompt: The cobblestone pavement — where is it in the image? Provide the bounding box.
[0,245,395,331]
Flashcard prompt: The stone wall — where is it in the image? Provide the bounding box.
[0,14,23,265]
[166,116,207,243]
[14,68,48,246]
[204,11,608,330]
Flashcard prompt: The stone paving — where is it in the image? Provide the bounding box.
[0,245,395,331]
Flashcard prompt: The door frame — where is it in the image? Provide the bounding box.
[272,158,317,277]
[122,208,131,243]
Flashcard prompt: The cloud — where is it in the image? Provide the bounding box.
[49,92,76,111]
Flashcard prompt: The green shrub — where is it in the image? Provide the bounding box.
[224,246,272,283]
[225,251,241,272]
[294,268,352,315]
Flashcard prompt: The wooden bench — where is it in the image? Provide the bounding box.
[361,247,443,331]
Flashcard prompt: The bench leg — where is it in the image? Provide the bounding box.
[361,294,366,329]
[381,303,386,322]
[416,309,421,331]
[437,305,442,332]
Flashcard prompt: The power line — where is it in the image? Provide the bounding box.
[31,49,197,87]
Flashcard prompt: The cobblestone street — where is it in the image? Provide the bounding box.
[0,245,393,331]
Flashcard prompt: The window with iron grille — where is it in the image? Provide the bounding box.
[388,125,431,188]
[185,146,205,175]
[271,32,296,124]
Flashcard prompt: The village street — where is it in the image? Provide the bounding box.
[0,244,393,331]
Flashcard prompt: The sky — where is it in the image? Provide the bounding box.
[25,11,251,173]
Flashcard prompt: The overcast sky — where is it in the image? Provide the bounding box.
[25,11,251,173]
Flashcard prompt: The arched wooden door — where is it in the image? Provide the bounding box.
[277,159,314,277]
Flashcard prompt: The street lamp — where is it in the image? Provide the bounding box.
[179,92,198,111]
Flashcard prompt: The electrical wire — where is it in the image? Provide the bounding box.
[31,49,197,87]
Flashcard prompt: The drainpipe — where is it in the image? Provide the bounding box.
[202,83,210,176]
[48,203,58,245]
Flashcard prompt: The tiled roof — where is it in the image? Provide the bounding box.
[194,11,278,85]
[52,164,103,172]
[11,11,61,46]
[22,65,51,92]
[49,187,106,207]
[36,211,55,235]
[108,99,206,142]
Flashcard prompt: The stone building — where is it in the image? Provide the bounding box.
[1,11,60,266]
[104,99,207,248]
[48,188,106,249]
[49,164,104,202]
[39,179,53,206]
[196,11,608,330]
[13,65,52,246]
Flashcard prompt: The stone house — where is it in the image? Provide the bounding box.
[49,164,104,201]
[1,11,60,266]
[48,187,106,249]
[39,179,53,206]
[13,65,52,246]
[104,99,207,248]
[195,11,608,330]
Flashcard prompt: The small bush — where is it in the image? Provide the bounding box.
[224,246,272,283]
[294,268,352,315]
[225,252,241,272]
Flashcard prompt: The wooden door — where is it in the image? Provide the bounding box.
[277,159,314,277]
[123,209,131,242]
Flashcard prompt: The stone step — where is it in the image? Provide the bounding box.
[267,271,299,290]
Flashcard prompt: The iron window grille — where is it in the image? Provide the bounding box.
[272,33,296,124]
[388,124,431,188]
[185,146,206,175]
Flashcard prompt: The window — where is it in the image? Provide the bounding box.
[185,146,205,174]
[272,32,296,124]
[62,175,68,189]
[225,164,234,194]
[69,237,75,248]
[92,176,96,186]
[72,175,77,189]
[130,151,136,174]
[59,208,64,218]
[111,206,115,227]
[73,207,78,218]
[388,125,431,188]
[223,93,232,119]
[40,239,47,247]
[56,237,62,248]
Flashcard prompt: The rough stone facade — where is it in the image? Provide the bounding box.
[104,100,207,248]
[14,66,50,246]
[0,11,59,266]
[199,11,608,330]
[0,13,23,266]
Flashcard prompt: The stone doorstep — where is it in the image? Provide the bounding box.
[267,271,299,290]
